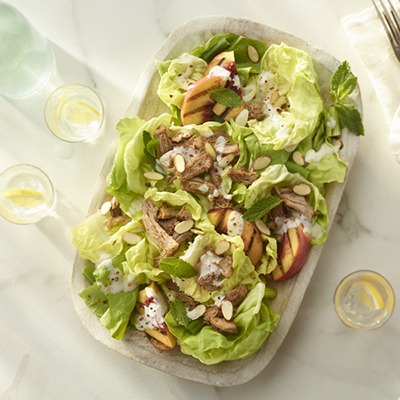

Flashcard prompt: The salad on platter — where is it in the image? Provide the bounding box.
[72,32,363,365]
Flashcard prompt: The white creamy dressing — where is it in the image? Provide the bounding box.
[207,65,241,91]
[174,54,199,90]
[207,65,231,79]
[199,251,223,287]
[213,294,225,307]
[305,142,340,163]
[158,145,201,170]
[253,70,291,137]
[96,259,137,295]
[226,211,244,237]
[274,212,312,236]
[134,287,167,331]
[212,188,232,201]
[214,135,227,156]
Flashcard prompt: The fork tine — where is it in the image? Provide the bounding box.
[387,0,400,40]
[372,0,400,61]
[385,0,400,45]
[372,0,394,43]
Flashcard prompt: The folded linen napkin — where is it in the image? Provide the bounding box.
[342,6,400,161]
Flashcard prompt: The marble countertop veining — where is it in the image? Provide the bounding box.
[1,0,400,399]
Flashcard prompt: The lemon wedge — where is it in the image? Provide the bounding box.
[1,189,47,208]
[352,280,384,311]
[63,100,100,127]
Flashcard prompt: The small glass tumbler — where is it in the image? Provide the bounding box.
[0,2,55,98]
[0,164,56,224]
[334,270,395,330]
[44,83,105,142]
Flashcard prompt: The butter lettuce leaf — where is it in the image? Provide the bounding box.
[156,53,207,110]
[248,43,324,150]
[175,233,260,304]
[100,289,138,340]
[165,282,280,364]
[243,164,328,244]
[106,114,173,212]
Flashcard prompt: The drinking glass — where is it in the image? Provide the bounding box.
[0,164,56,224]
[0,2,55,98]
[44,83,105,142]
[334,270,395,330]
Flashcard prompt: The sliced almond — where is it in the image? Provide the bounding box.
[218,154,235,168]
[174,219,194,234]
[252,155,271,171]
[235,108,249,126]
[215,240,231,255]
[100,201,112,215]
[221,300,234,321]
[122,232,142,245]
[143,171,164,181]
[187,304,206,320]
[247,45,259,63]
[292,151,305,166]
[205,142,217,160]
[173,153,186,173]
[293,183,311,196]
[190,228,205,235]
[255,220,271,235]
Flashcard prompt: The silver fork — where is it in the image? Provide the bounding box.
[372,0,400,62]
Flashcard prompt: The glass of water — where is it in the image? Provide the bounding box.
[44,83,105,142]
[0,164,56,224]
[334,270,395,330]
[0,2,55,98]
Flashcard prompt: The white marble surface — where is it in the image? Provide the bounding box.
[1,0,400,399]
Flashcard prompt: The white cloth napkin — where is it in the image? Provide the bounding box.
[342,6,400,161]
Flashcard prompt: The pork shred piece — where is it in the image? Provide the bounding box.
[228,166,257,186]
[177,152,214,181]
[107,197,131,230]
[209,316,237,334]
[225,284,248,306]
[179,177,216,196]
[196,273,220,292]
[141,200,179,262]
[275,187,314,221]
[165,281,199,310]
[218,255,233,278]
[204,305,237,334]
[154,125,173,157]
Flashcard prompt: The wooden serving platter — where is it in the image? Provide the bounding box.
[72,16,361,387]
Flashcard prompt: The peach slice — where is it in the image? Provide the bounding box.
[207,208,263,266]
[181,75,228,125]
[204,51,236,76]
[136,282,177,349]
[270,222,312,281]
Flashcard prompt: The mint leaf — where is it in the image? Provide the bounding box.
[243,196,282,222]
[159,257,197,278]
[210,88,243,108]
[335,103,364,136]
[169,298,190,328]
[330,61,358,104]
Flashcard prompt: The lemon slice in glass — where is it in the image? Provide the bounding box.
[1,189,47,208]
[63,100,100,127]
[352,280,384,311]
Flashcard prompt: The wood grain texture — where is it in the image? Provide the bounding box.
[71,16,361,387]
